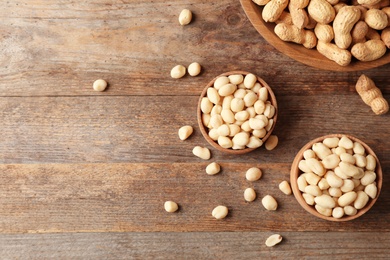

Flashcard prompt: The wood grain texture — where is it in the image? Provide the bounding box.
[0,232,389,259]
[0,0,389,258]
[0,163,388,233]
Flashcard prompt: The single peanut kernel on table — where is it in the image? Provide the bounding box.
[178,125,193,141]
[261,195,278,211]
[170,65,186,79]
[244,187,257,202]
[265,135,278,150]
[93,79,108,92]
[206,162,221,175]
[246,167,262,181]
[192,146,211,160]
[265,234,283,247]
[279,180,292,195]
[164,201,178,213]
[212,205,228,219]
[178,9,192,25]
[188,62,201,76]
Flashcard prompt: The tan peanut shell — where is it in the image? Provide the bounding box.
[262,0,289,22]
[364,9,389,30]
[355,74,389,115]
[333,6,361,49]
[351,39,387,61]
[315,24,334,43]
[381,28,390,48]
[307,0,336,24]
[316,41,352,66]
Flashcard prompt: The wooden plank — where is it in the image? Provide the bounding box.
[0,1,388,97]
[0,163,388,233]
[0,232,389,259]
[0,95,388,164]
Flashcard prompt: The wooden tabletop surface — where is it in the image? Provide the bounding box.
[0,0,389,259]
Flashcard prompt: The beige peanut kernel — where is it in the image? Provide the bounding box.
[178,125,193,140]
[279,180,292,195]
[265,234,283,247]
[262,195,278,210]
[244,188,257,202]
[164,201,179,213]
[212,205,228,219]
[206,162,221,175]
[178,9,192,25]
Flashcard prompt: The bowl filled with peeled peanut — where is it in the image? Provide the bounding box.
[240,0,390,71]
[197,71,277,154]
[290,134,383,221]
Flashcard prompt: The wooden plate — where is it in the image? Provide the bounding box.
[290,134,383,221]
[197,71,277,155]
[240,0,390,71]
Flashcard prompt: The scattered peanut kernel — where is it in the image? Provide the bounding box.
[265,234,283,247]
[188,62,201,76]
[244,187,257,202]
[206,162,221,175]
[192,146,211,160]
[212,205,228,219]
[170,65,186,79]
[164,201,179,213]
[246,167,262,181]
[279,181,292,195]
[178,125,193,140]
[93,79,108,92]
[179,9,192,25]
[261,195,278,210]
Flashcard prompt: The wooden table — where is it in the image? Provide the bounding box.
[0,1,389,258]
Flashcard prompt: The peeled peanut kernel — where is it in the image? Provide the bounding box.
[201,97,213,114]
[235,111,249,121]
[322,154,341,169]
[365,154,376,171]
[298,160,311,173]
[340,153,356,164]
[244,91,258,107]
[353,154,367,168]
[312,143,332,159]
[244,73,257,89]
[265,135,278,151]
[259,87,268,101]
[253,128,267,138]
[360,171,376,186]
[214,76,230,90]
[164,201,179,213]
[228,74,244,85]
[93,79,108,92]
[246,167,262,181]
[340,179,355,193]
[178,125,193,140]
[305,185,322,196]
[297,175,308,192]
[246,107,256,118]
[354,190,369,209]
[249,117,266,130]
[241,121,252,132]
[318,178,330,190]
[218,136,233,149]
[315,194,336,208]
[179,9,192,25]
[247,136,263,148]
[344,205,357,216]
[234,89,247,99]
[339,136,354,149]
[206,162,221,175]
[254,100,266,114]
[334,166,349,180]
[279,180,292,195]
[230,98,245,112]
[329,187,342,197]
[262,195,278,210]
[306,158,325,176]
[244,188,257,202]
[264,104,276,118]
[302,193,315,205]
[188,62,201,76]
[323,137,340,148]
[303,172,321,185]
[170,65,186,79]
[265,119,274,131]
[220,109,235,124]
[338,191,357,207]
[217,124,230,137]
[353,142,365,155]
[207,87,220,105]
[303,149,316,159]
[192,146,211,160]
[209,114,223,129]
[332,207,344,218]
[364,183,378,199]
[265,234,283,247]
[208,129,219,141]
[219,83,237,97]
[212,205,228,219]
[339,162,360,178]
[232,132,250,146]
[333,146,346,156]
[315,204,332,217]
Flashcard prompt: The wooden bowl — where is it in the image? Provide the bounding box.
[240,0,390,71]
[290,134,383,221]
[197,70,277,154]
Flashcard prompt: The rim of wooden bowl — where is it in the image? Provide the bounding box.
[197,70,278,155]
[240,0,390,72]
[290,134,383,221]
